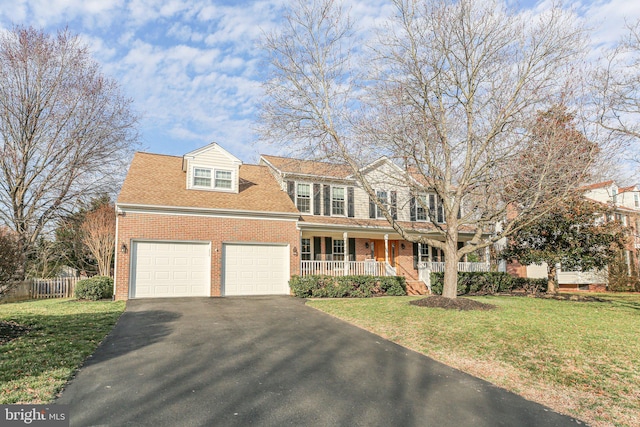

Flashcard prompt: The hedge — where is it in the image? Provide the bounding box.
[430,272,547,295]
[75,276,114,301]
[289,275,407,298]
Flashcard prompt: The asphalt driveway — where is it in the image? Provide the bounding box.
[57,297,583,426]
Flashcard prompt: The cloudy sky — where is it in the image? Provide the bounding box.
[0,0,638,163]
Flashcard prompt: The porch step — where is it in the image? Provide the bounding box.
[406,280,429,296]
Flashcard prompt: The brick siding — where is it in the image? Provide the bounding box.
[115,212,299,300]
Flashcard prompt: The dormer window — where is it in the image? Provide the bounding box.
[215,170,232,189]
[193,167,234,190]
[194,168,212,187]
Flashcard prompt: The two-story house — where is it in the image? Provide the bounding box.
[510,180,640,291]
[114,143,489,300]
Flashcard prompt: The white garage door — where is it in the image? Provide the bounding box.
[131,241,210,298]
[223,244,289,296]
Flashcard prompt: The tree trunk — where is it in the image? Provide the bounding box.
[547,263,558,294]
[441,229,459,299]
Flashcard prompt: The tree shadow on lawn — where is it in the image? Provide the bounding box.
[0,308,180,401]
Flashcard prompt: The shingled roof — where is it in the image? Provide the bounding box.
[261,154,353,179]
[118,152,298,214]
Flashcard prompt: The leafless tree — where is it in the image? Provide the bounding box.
[0,27,137,278]
[81,203,116,277]
[260,0,597,298]
[592,21,640,160]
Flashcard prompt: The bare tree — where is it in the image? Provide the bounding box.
[81,203,116,277]
[594,21,640,139]
[260,0,597,298]
[0,27,137,278]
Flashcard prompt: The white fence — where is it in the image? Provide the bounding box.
[300,260,387,276]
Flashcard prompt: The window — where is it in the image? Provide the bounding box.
[297,183,311,213]
[376,190,388,218]
[416,195,427,221]
[193,168,212,187]
[301,238,311,261]
[333,239,345,261]
[332,187,345,216]
[214,170,232,189]
[419,243,429,260]
[612,188,618,204]
[635,193,639,208]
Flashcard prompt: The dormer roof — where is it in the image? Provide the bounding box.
[182,142,242,171]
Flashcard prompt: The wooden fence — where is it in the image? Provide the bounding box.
[30,277,80,299]
[1,277,81,303]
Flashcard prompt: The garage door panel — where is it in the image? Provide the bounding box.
[131,242,210,298]
[223,244,289,296]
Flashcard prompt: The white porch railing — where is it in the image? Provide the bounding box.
[300,260,387,276]
[418,261,491,273]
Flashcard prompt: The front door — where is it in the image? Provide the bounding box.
[372,240,398,267]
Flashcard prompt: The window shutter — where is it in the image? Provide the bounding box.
[348,238,356,261]
[437,197,444,223]
[313,237,321,260]
[413,243,419,269]
[324,237,332,259]
[323,185,331,216]
[369,197,376,218]
[347,187,355,218]
[287,181,295,202]
[410,196,416,222]
[313,184,321,215]
[429,194,436,221]
[390,191,397,220]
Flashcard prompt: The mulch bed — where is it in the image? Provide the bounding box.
[0,320,31,345]
[410,295,497,311]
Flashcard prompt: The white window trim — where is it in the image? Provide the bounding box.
[376,189,388,219]
[332,186,346,217]
[415,194,428,222]
[333,239,345,261]
[191,165,235,192]
[296,182,312,214]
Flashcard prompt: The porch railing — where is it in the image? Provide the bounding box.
[418,261,491,273]
[300,260,387,277]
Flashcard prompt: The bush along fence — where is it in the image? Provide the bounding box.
[430,272,547,296]
[290,275,407,298]
[30,277,80,299]
[2,277,85,303]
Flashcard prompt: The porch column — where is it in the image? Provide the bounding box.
[485,246,490,266]
[384,234,389,265]
[343,231,349,275]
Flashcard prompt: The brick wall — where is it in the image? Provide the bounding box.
[115,212,300,300]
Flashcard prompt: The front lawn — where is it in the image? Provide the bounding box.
[307,294,640,427]
[0,299,125,404]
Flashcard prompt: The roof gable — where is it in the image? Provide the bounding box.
[183,142,242,171]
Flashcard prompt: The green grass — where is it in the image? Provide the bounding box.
[307,294,640,427]
[0,299,125,404]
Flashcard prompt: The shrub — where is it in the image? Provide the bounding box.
[289,275,406,298]
[430,272,545,295]
[75,276,114,300]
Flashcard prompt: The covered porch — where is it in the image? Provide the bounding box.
[298,226,490,293]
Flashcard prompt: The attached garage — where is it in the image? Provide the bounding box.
[223,243,290,296]
[130,241,211,298]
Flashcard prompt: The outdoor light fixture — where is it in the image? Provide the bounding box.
[401,243,406,250]
[364,242,369,249]
[120,243,127,254]
[293,247,298,256]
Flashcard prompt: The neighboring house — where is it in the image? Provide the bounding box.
[114,143,490,300]
[508,180,640,291]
